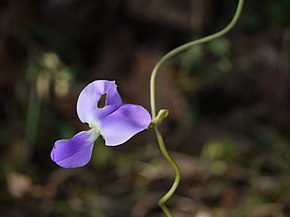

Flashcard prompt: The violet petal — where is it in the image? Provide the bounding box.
[77,80,122,124]
[50,130,97,168]
[99,104,151,146]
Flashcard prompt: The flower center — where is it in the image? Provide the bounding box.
[88,122,101,141]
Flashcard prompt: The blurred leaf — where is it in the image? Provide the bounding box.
[208,38,230,57]
[201,139,238,163]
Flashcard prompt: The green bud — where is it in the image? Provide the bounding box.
[150,109,169,127]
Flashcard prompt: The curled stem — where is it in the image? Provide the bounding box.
[154,127,180,217]
[149,0,244,216]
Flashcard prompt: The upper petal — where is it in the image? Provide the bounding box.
[50,130,97,168]
[99,104,151,146]
[77,80,122,124]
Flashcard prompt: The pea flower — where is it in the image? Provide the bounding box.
[51,80,151,168]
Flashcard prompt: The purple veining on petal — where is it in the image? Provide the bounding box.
[77,80,122,124]
[50,130,97,168]
[99,104,151,146]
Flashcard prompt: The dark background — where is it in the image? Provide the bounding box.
[0,0,290,216]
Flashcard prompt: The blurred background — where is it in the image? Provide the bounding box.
[0,0,290,216]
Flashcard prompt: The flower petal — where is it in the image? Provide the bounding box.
[50,130,97,168]
[99,104,151,146]
[77,80,122,124]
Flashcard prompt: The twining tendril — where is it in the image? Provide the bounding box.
[150,0,244,216]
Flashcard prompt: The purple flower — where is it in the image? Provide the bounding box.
[51,80,151,168]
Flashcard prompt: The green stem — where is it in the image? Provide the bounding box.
[149,0,244,216]
[150,0,244,118]
[154,127,180,217]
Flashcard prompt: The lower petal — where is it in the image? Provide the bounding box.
[50,130,98,168]
[99,104,151,146]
